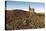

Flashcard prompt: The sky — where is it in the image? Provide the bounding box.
[6,1,45,13]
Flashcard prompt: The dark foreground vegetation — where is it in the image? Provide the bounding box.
[5,9,45,30]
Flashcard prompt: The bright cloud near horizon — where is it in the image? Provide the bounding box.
[6,1,45,13]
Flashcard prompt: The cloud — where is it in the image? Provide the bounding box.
[35,8,45,13]
[7,7,45,13]
[7,7,29,11]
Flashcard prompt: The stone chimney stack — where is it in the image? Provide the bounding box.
[29,4,34,13]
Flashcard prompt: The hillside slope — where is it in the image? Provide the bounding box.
[5,9,45,30]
